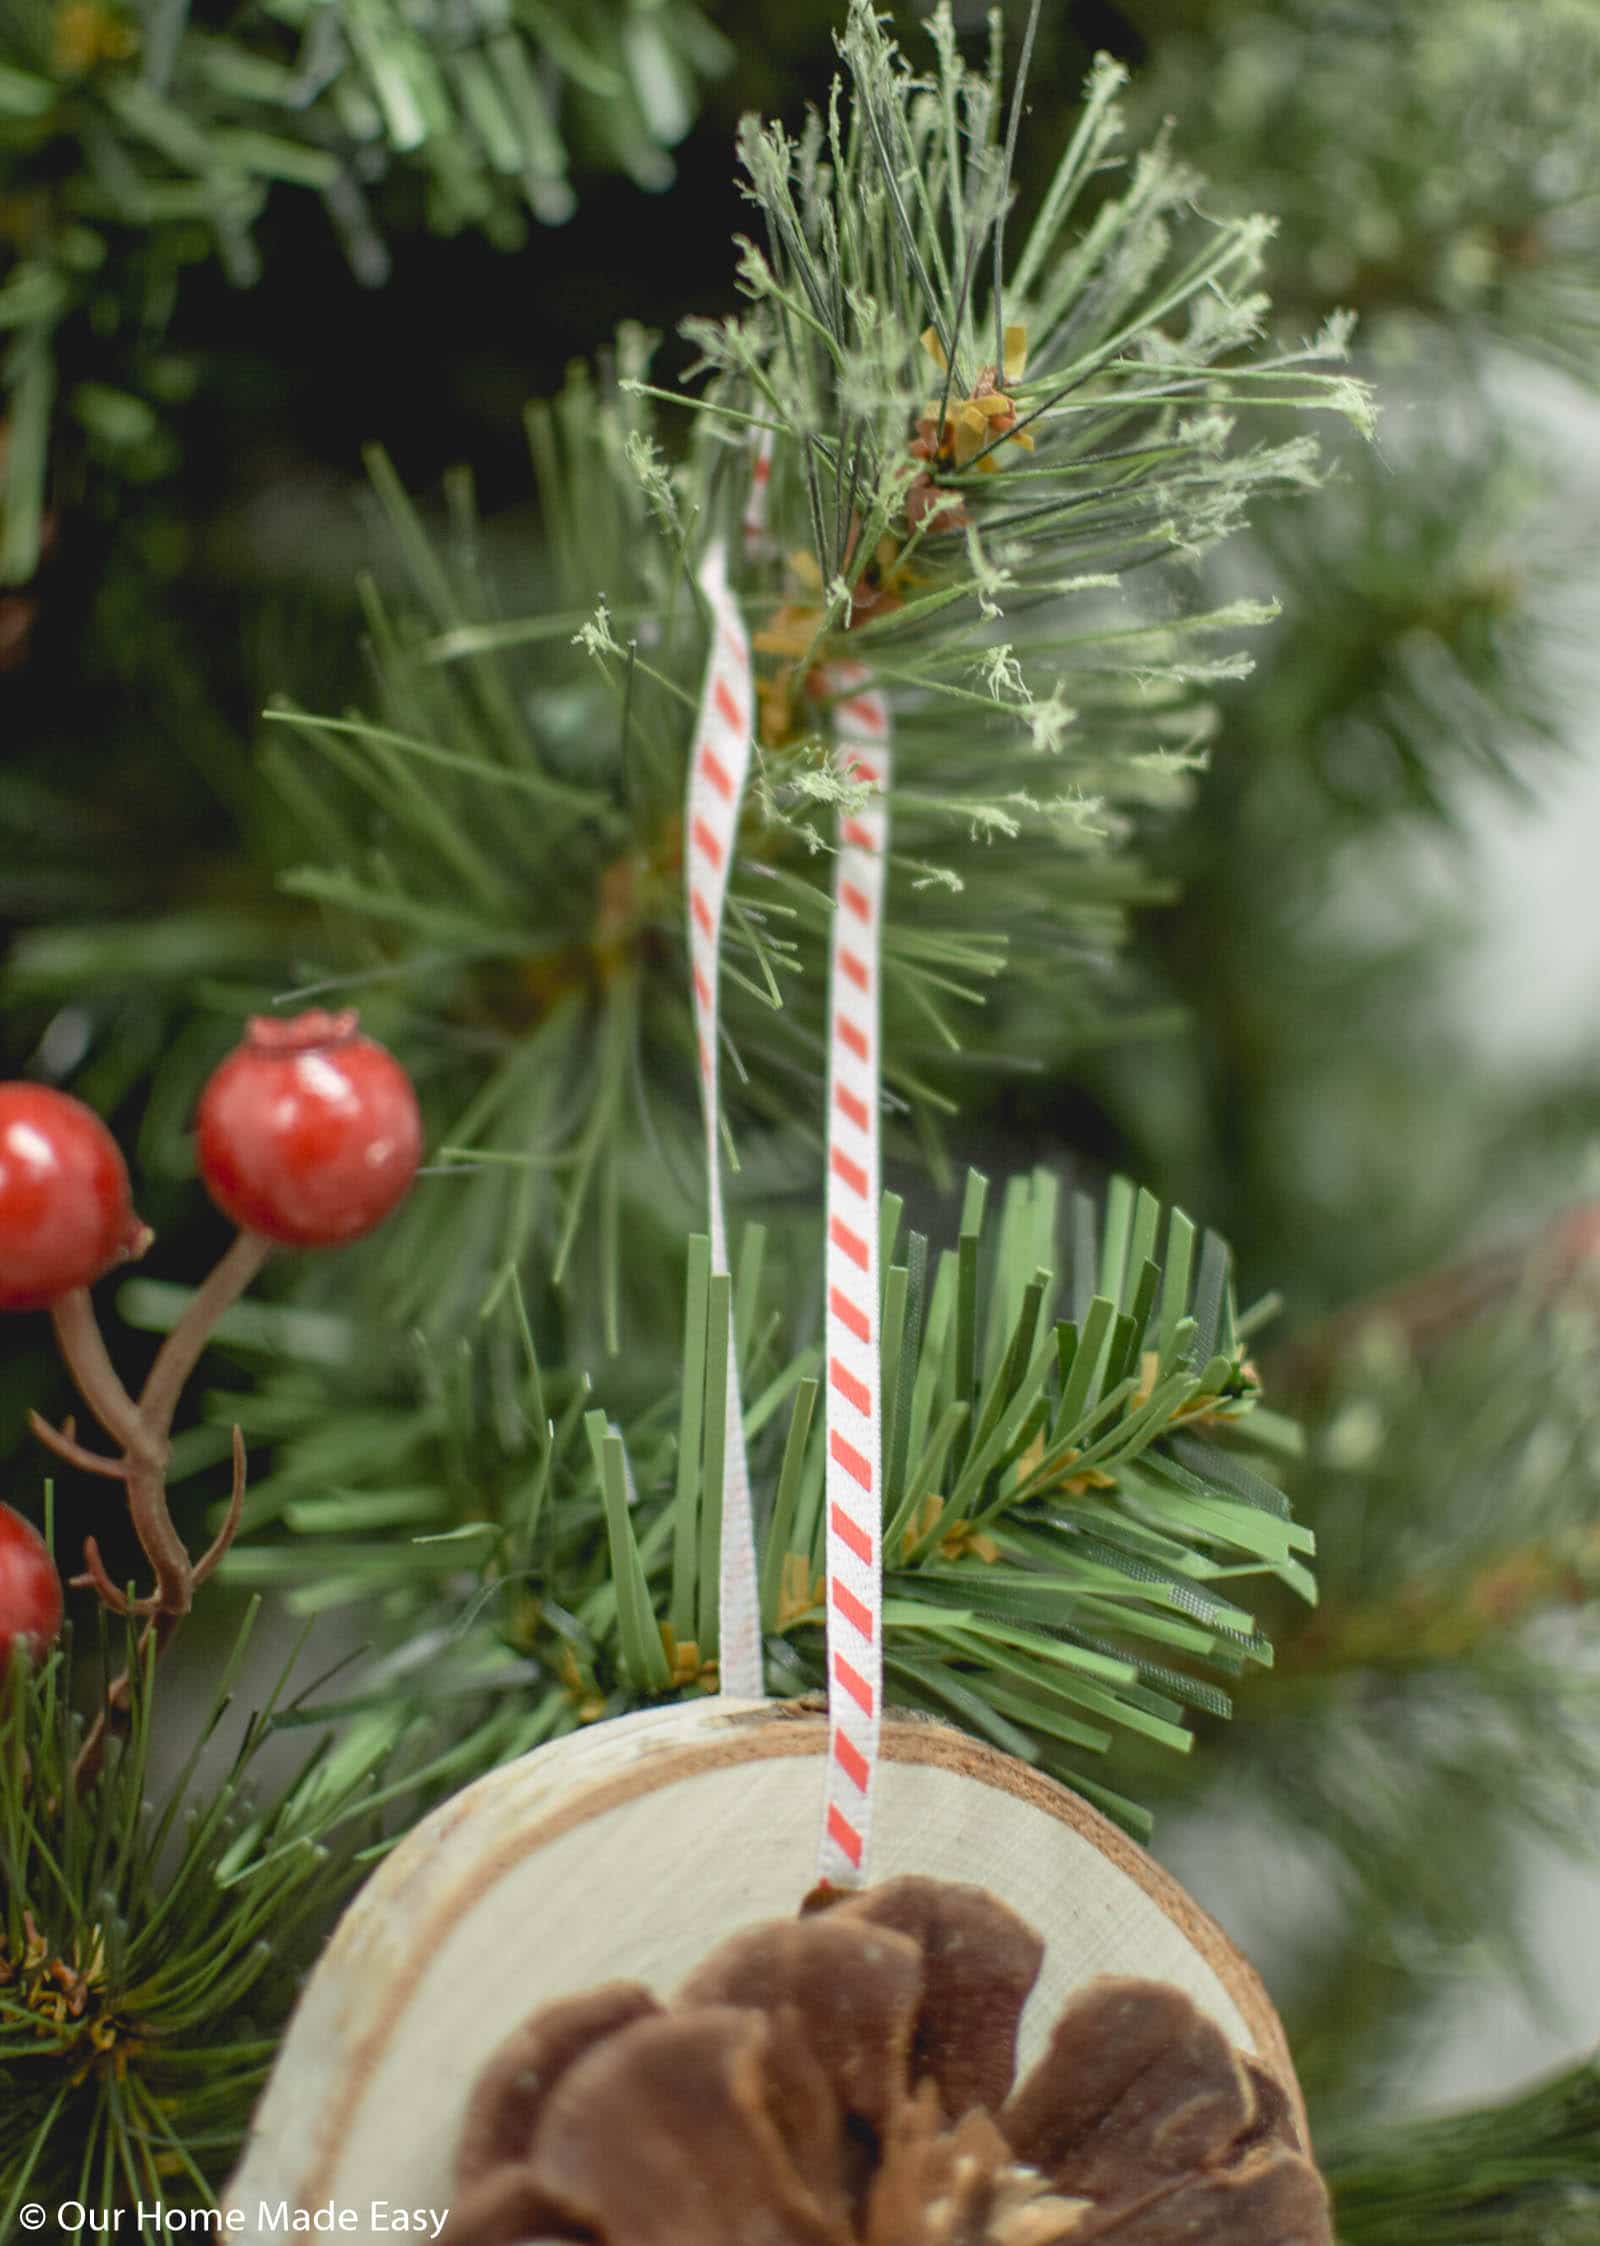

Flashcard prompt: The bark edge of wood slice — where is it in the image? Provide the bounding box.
[226,1698,1302,2232]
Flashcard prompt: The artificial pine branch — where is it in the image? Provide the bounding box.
[1130,0,1600,381]
[1073,0,1590,1338]
[174,1168,1315,1840]
[1159,1248,1600,2121]
[247,1,1369,1340]
[1324,2049,1600,2244]
[0,1603,436,2214]
[0,0,736,582]
[1238,437,1567,825]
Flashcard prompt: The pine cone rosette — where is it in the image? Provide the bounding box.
[445,1876,1331,2245]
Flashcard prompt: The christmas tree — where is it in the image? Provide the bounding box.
[4,0,1600,2234]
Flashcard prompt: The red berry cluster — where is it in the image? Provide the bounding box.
[0,1012,421,1703]
[196,1009,421,1246]
[0,1084,141,1311]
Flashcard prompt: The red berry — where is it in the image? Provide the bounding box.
[196,1010,422,1248]
[0,1503,63,1669]
[0,1084,138,1310]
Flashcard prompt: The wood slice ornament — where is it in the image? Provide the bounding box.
[225,1700,1328,2241]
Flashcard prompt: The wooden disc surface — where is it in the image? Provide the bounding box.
[227,1698,1300,2233]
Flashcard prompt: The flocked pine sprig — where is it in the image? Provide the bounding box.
[0,1594,519,2215]
[253,4,1370,1342]
[185,1167,1312,1841]
[0,0,733,582]
[676,1,1370,684]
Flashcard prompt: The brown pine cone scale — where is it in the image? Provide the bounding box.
[446,1876,1331,2246]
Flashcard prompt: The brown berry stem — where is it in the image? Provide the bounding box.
[69,1426,249,1793]
[122,1458,194,1616]
[48,1288,143,1454]
[41,1232,273,1792]
[28,1411,131,1480]
[139,1229,272,1436]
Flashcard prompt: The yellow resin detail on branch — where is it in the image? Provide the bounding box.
[901,1493,1002,1565]
[658,1624,720,1693]
[0,1912,137,2082]
[775,1551,825,1630]
[916,325,1036,473]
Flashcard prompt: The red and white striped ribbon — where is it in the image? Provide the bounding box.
[686,534,892,1885]
[742,427,775,558]
[817,660,890,1886]
[685,538,764,1699]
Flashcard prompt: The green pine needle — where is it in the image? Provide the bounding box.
[207,1165,1310,1839]
[0,1602,490,2210]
